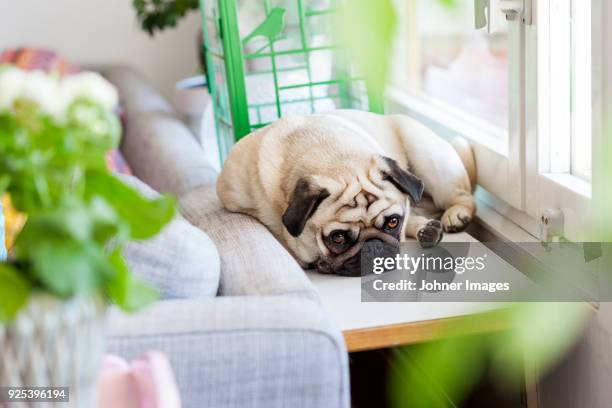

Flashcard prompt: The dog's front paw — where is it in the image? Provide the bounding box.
[442,205,473,233]
[418,220,443,248]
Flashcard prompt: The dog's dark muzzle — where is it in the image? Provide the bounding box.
[316,228,400,277]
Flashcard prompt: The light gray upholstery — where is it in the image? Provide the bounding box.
[106,297,349,408]
[101,66,218,197]
[180,186,319,301]
[101,66,350,408]
[118,174,220,299]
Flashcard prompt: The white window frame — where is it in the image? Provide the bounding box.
[525,0,598,242]
[388,0,602,242]
[594,0,612,240]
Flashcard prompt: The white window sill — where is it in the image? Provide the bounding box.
[473,187,539,242]
[386,87,508,156]
[385,88,541,242]
[540,173,591,200]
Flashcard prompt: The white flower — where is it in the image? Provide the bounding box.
[0,67,26,110]
[0,67,118,119]
[60,72,118,112]
[20,70,63,118]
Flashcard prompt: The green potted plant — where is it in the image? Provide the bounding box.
[132,0,200,41]
[0,66,175,404]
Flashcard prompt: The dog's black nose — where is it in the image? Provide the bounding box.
[364,238,385,248]
[364,238,399,254]
[360,238,400,275]
[335,239,400,277]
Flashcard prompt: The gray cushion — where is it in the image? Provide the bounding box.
[106,296,349,408]
[180,186,319,301]
[101,65,218,197]
[118,175,220,299]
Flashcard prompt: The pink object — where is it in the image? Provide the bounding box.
[105,148,133,175]
[97,352,181,408]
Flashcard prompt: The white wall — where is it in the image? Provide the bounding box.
[0,0,202,100]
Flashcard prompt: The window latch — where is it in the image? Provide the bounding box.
[475,0,533,31]
[540,208,565,243]
[499,0,533,25]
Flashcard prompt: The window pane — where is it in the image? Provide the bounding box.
[546,0,592,181]
[402,0,509,130]
[570,0,592,181]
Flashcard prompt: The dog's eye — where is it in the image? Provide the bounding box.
[384,216,400,230]
[331,231,347,245]
[326,230,353,254]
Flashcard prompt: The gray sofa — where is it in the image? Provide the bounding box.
[99,66,350,408]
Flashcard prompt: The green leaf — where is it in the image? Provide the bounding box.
[133,0,199,35]
[0,264,31,322]
[14,201,94,251]
[88,197,125,245]
[16,200,122,300]
[0,175,10,195]
[489,303,589,385]
[85,171,176,240]
[106,249,159,312]
[30,241,105,298]
[390,336,486,408]
[437,0,460,8]
[334,0,397,106]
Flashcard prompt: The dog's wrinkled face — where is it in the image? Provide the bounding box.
[282,156,424,276]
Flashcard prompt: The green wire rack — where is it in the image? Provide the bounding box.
[199,0,383,162]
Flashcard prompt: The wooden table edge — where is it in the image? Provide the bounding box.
[343,308,512,352]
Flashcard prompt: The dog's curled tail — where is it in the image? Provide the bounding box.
[451,136,477,191]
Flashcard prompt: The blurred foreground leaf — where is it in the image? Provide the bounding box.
[334,0,397,109]
[106,249,159,312]
[85,171,176,241]
[391,303,590,408]
[391,336,487,408]
[0,264,31,322]
[489,303,590,387]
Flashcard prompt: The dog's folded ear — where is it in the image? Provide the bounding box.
[381,156,424,204]
[282,177,330,237]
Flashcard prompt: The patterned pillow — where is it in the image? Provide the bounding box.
[0,47,79,75]
[106,148,133,176]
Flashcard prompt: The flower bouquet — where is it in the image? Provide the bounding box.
[0,66,176,405]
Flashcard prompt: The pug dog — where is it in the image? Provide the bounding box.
[217,110,476,276]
